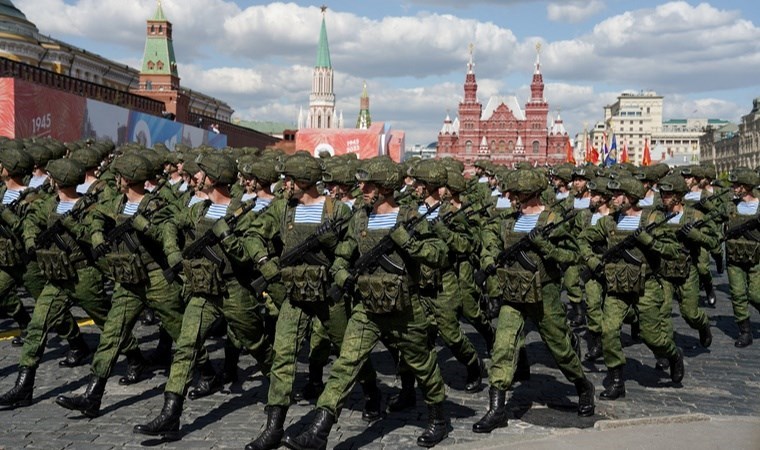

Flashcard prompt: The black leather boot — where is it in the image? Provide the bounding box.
[630,321,641,343]
[669,348,685,383]
[568,302,585,327]
[294,361,324,401]
[472,386,508,433]
[387,371,416,412]
[417,402,450,447]
[514,347,530,383]
[464,358,484,393]
[701,276,716,306]
[699,324,713,348]
[11,307,31,347]
[282,408,335,450]
[56,375,107,418]
[119,349,147,385]
[599,366,625,400]
[655,357,670,371]
[133,392,183,440]
[188,360,223,400]
[222,340,241,384]
[59,335,91,368]
[0,367,35,408]
[146,327,173,369]
[360,381,382,423]
[245,405,287,450]
[735,319,753,348]
[584,331,603,362]
[11,329,27,347]
[140,307,157,325]
[575,378,595,417]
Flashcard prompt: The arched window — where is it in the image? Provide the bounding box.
[465,140,473,154]
[508,140,514,151]
[532,141,540,154]
[150,25,155,34]
[499,140,506,152]
[490,140,496,150]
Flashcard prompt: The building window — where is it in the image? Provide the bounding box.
[508,140,514,151]
[150,25,155,34]
[490,140,496,151]
[532,141,540,154]
[146,81,152,90]
[465,140,473,154]
[157,61,164,70]
[499,140,506,152]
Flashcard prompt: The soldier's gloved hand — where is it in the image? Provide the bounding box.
[686,226,706,242]
[131,214,151,233]
[167,251,183,268]
[529,229,554,253]
[634,229,654,247]
[680,222,695,237]
[258,257,280,281]
[93,243,109,258]
[211,219,232,240]
[390,226,413,248]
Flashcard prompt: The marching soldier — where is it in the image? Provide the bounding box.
[564,166,593,327]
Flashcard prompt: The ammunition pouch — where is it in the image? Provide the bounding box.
[105,252,148,284]
[418,264,441,289]
[604,262,645,295]
[494,267,542,304]
[357,273,410,314]
[281,264,328,303]
[182,258,224,296]
[726,240,760,266]
[36,248,77,281]
[0,237,22,267]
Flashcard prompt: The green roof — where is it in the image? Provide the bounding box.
[315,15,331,68]
[141,36,177,76]
[236,120,294,135]
[153,1,166,21]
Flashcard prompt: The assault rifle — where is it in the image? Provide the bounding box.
[579,211,678,283]
[721,211,760,242]
[162,199,258,283]
[474,208,579,287]
[327,201,442,301]
[92,179,167,258]
[249,210,352,297]
[35,191,100,252]
[676,208,724,240]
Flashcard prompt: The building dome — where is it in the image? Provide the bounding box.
[0,0,39,37]
[0,0,28,21]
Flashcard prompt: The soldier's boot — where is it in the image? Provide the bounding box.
[417,402,450,448]
[10,307,31,347]
[0,367,35,408]
[59,335,91,368]
[146,327,173,369]
[245,405,287,450]
[119,348,147,386]
[571,331,582,360]
[669,348,685,383]
[514,346,530,383]
[701,276,717,306]
[140,307,157,326]
[55,375,107,418]
[222,340,241,384]
[575,378,595,417]
[294,361,324,401]
[387,371,416,412]
[599,366,625,400]
[655,357,670,371]
[473,321,495,357]
[282,408,335,450]
[699,323,713,348]
[464,358,485,393]
[188,360,223,400]
[472,386,508,433]
[735,319,753,348]
[133,392,183,440]
[584,331,603,362]
[360,381,382,423]
[630,321,641,343]
[567,302,585,327]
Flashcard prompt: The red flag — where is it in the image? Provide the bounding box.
[565,139,576,164]
[620,140,629,163]
[586,135,599,164]
[642,139,651,166]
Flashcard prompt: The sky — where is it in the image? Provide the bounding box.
[14,0,760,147]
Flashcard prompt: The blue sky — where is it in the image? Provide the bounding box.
[15,0,760,146]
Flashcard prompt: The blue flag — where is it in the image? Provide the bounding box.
[605,134,617,167]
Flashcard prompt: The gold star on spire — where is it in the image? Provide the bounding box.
[321,5,328,14]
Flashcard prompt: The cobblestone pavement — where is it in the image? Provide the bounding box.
[0,268,758,449]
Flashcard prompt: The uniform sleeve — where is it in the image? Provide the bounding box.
[479,221,502,270]
[646,212,682,260]
[22,196,51,251]
[246,198,286,264]
[162,202,193,256]
[329,214,359,279]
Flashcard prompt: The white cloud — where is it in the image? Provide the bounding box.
[547,1,605,23]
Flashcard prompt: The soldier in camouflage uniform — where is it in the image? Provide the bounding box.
[473,169,594,434]
[563,166,594,328]
[134,153,273,439]
[724,169,760,347]
[245,153,380,450]
[656,174,716,349]
[0,158,140,409]
[282,157,450,449]
[579,176,685,400]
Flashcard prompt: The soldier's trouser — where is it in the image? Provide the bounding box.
[489,282,585,391]
[165,279,273,396]
[563,264,584,305]
[0,264,79,339]
[727,263,760,322]
[697,248,712,281]
[585,278,604,335]
[602,278,678,369]
[91,269,189,379]
[457,260,493,343]
[19,267,139,369]
[424,271,478,367]
[317,299,446,416]
[267,295,376,407]
[661,267,708,332]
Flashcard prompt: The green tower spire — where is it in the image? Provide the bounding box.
[356,81,371,129]
[315,5,331,69]
[141,0,178,78]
